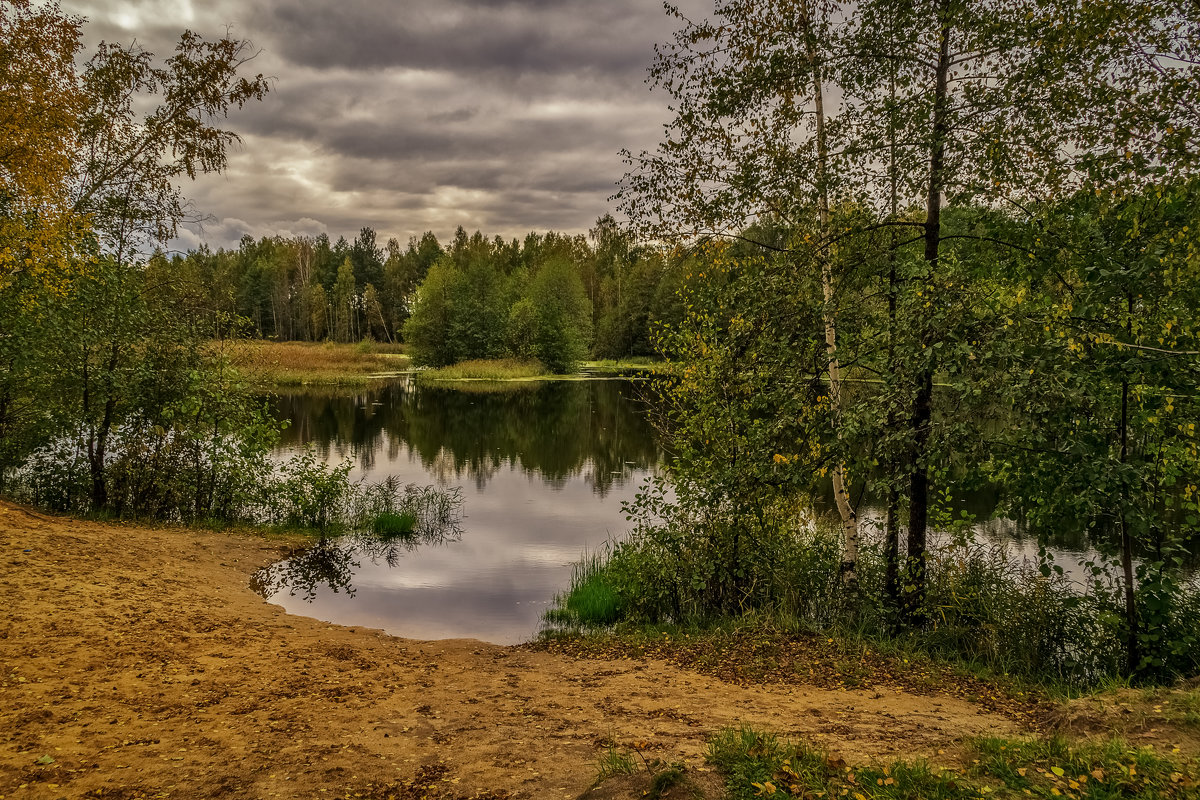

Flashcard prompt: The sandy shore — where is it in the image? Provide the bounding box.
[0,501,1023,799]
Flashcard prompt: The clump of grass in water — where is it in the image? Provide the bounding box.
[371,510,417,537]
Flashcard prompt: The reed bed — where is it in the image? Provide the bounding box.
[219,340,409,385]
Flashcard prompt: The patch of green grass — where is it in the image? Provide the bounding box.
[544,553,624,628]
[708,727,965,800]
[418,358,550,382]
[582,357,665,375]
[971,735,1195,798]
[706,726,1198,800]
[371,510,417,537]
[1140,687,1200,729]
[596,744,638,781]
[566,573,622,625]
[647,765,690,799]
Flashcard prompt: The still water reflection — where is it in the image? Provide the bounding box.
[257,377,662,644]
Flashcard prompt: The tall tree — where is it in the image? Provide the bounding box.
[71,30,268,263]
[332,256,356,343]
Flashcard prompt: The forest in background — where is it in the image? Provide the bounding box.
[167,215,687,369]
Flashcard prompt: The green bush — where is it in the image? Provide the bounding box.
[271,452,353,532]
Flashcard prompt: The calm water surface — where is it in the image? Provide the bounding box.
[256,376,1174,644]
[257,377,662,644]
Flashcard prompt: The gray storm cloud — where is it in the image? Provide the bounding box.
[60,0,711,251]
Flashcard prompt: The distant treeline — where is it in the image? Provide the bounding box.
[167,215,688,367]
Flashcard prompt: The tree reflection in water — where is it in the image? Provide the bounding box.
[269,377,663,496]
[251,489,464,602]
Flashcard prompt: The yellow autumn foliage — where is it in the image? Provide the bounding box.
[0,0,88,292]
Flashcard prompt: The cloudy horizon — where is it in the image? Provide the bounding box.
[60,0,709,253]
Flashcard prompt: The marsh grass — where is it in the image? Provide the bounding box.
[417,358,550,382]
[222,340,409,385]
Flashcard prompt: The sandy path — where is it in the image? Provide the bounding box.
[0,502,1019,799]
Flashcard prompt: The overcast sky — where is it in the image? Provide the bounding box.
[60,0,710,252]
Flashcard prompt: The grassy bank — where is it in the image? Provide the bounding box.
[414,356,666,383]
[417,358,553,382]
[220,339,410,385]
[542,516,1200,693]
[581,357,665,375]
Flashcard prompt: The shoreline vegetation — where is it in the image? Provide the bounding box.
[222,339,665,386]
[417,356,665,383]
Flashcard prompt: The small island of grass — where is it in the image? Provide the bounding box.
[416,358,553,382]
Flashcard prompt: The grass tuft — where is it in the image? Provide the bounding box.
[596,744,639,781]
[371,510,417,537]
[544,552,624,629]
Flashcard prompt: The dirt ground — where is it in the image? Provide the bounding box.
[1,502,1025,799]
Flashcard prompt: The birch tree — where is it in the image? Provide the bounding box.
[619,0,865,585]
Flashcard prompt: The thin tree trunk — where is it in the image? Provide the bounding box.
[378,305,395,344]
[904,0,953,626]
[90,344,120,511]
[884,49,902,619]
[801,0,859,589]
[1120,293,1140,672]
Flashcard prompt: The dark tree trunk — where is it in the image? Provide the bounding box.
[903,0,952,626]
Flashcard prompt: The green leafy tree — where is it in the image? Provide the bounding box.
[618,0,1170,623]
[446,247,507,362]
[988,181,1200,677]
[522,256,592,372]
[332,256,356,343]
[0,13,271,514]
[71,30,268,263]
[403,258,461,366]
